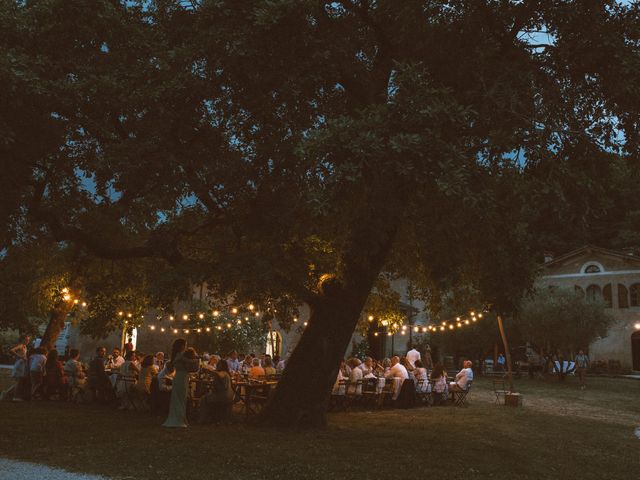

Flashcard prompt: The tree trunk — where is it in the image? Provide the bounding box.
[497,314,515,392]
[259,218,399,428]
[40,302,73,351]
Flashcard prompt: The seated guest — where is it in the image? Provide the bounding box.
[332,367,346,395]
[200,360,235,424]
[381,358,392,375]
[413,359,429,393]
[64,349,86,389]
[157,361,175,392]
[339,358,351,378]
[249,358,266,378]
[88,347,111,400]
[263,357,276,376]
[348,358,363,394]
[154,352,165,370]
[400,356,415,379]
[359,357,375,376]
[44,349,67,400]
[137,355,159,395]
[202,354,220,373]
[241,354,254,374]
[450,360,474,392]
[275,355,286,373]
[116,350,140,409]
[109,348,125,370]
[430,363,448,405]
[226,350,240,372]
[29,347,47,400]
[121,351,140,378]
[385,356,409,380]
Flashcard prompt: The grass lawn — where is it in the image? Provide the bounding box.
[0,371,638,480]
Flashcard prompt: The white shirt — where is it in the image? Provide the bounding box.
[348,366,363,394]
[112,355,125,369]
[359,363,374,376]
[29,354,46,373]
[386,363,409,380]
[227,358,240,372]
[406,349,421,368]
[452,367,473,389]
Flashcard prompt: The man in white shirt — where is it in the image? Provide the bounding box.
[110,348,125,370]
[450,360,474,391]
[406,347,421,369]
[385,356,409,380]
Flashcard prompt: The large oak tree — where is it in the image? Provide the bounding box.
[2,0,639,427]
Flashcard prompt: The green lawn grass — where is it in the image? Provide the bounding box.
[0,371,638,480]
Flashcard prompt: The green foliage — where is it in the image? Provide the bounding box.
[1,0,639,348]
[515,288,615,353]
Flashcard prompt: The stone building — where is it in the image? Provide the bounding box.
[538,245,640,371]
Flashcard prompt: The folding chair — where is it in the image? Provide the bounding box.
[492,379,509,405]
[329,379,349,411]
[415,379,430,405]
[451,380,472,407]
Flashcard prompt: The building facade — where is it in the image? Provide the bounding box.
[538,246,640,371]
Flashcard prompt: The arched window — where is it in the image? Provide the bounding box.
[586,284,602,302]
[574,285,585,298]
[618,284,629,309]
[602,284,612,308]
[584,264,601,273]
[631,284,640,307]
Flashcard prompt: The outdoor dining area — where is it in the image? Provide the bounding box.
[4,334,474,426]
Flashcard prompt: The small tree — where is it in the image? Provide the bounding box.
[516,288,614,356]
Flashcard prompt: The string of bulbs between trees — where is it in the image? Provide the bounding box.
[60,287,488,337]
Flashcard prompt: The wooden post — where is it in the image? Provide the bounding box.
[497,314,515,392]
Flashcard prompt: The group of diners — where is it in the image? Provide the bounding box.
[2,335,285,420]
[333,347,474,406]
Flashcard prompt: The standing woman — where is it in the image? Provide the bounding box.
[162,339,199,428]
[1,335,30,401]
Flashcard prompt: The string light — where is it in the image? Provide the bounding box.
[198,313,204,319]
[160,327,165,332]
[73,299,79,304]
[182,314,188,321]
[127,313,132,318]
[248,304,255,310]
[213,310,220,317]
[118,311,124,316]
[184,329,190,334]
[205,327,211,332]
[173,329,178,334]
[231,307,238,314]
[150,325,156,330]
[81,302,87,307]
[169,315,174,321]
[368,315,374,321]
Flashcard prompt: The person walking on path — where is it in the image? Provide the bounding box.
[162,339,200,428]
[575,349,590,390]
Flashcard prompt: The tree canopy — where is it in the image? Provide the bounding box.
[2,0,639,426]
